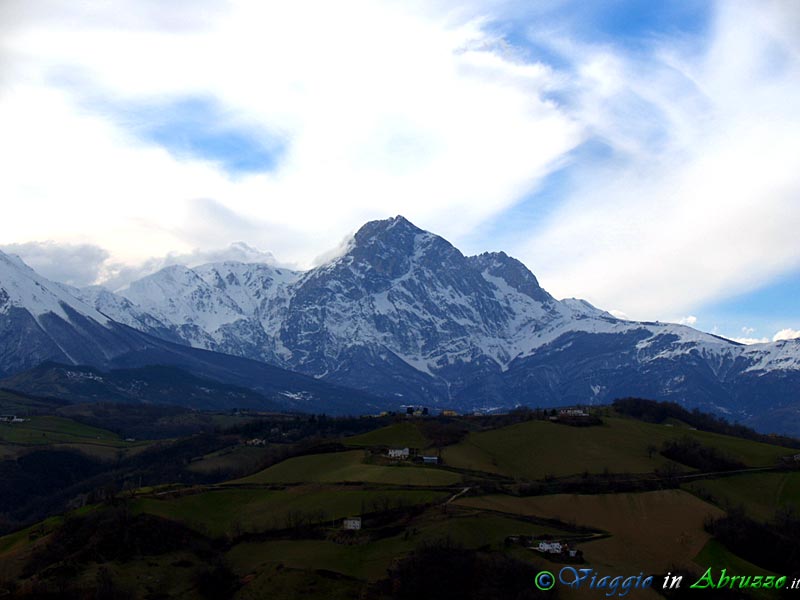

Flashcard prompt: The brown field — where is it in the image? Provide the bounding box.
[456,489,724,574]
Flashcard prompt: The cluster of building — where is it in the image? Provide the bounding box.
[506,535,582,560]
[385,447,441,465]
[535,540,579,558]
[0,415,26,423]
[244,438,268,446]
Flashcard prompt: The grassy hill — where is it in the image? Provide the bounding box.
[442,416,794,479]
[0,414,141,462]
[684,471,800,521]
[0,415,122,446]
[342,421,430,448]
[133,485,447,538]
[2,403,799,599]
[226,510,569,582]
[456,489,724,574]
[234,450,461,486]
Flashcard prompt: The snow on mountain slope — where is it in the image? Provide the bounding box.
[741,339,800,373]
[49,215,798,431]
[0,250,110,325]
[96,216,799,387]
[0,250,390,413]
[115,261,302,363]
[74,285,174,336]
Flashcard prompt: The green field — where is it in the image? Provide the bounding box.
[684,471,800,521]
[235,450,461,486]
[694,539,779,575]
[234,563,362,600]
[343,422,429,448]
[693,539,780,600]
[442,417,793,479]
[456,490,724,574]
[0,516,63,581]
[0,416,122,446]
[227,510,569,581]
[133,486,447,537]
[188,445,273,476]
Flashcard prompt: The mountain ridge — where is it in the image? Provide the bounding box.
[2,217,799,432]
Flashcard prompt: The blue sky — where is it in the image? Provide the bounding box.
[1,0,798,343]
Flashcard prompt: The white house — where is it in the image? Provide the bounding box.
[387,447,410,459]
[343,517,362,530]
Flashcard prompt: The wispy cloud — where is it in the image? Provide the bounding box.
[0,0,582,268]
[516,1,800,319]
[0,0,797,328]
[0,241,109,287]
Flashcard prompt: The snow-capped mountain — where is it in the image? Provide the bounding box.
[67,215,800,433]
[0,249,390,414]
[3,217,799,431]
[118,262,300,364]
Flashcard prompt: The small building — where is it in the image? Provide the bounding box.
[387,447,410,460]
[441,410,459,417]
[422,456,440,465]
[559,408,589,418]
[342,517,362,530]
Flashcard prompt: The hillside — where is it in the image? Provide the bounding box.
[2,404,798,598]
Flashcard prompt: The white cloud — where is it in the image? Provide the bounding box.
[773,328,800,342]
[731,336,770,345]
[0,0,582,270]
[679,315,698,326]
[0,0,797,327]
[0,241,109,287]
[741,326,755,336]
[516,1,800,320]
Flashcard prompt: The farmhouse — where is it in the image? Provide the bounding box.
[342,517,362,530]
[387,447,410,460]
[559,408,589,417]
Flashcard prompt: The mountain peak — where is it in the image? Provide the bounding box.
[469,251,553,304]
[353,215,422,244]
